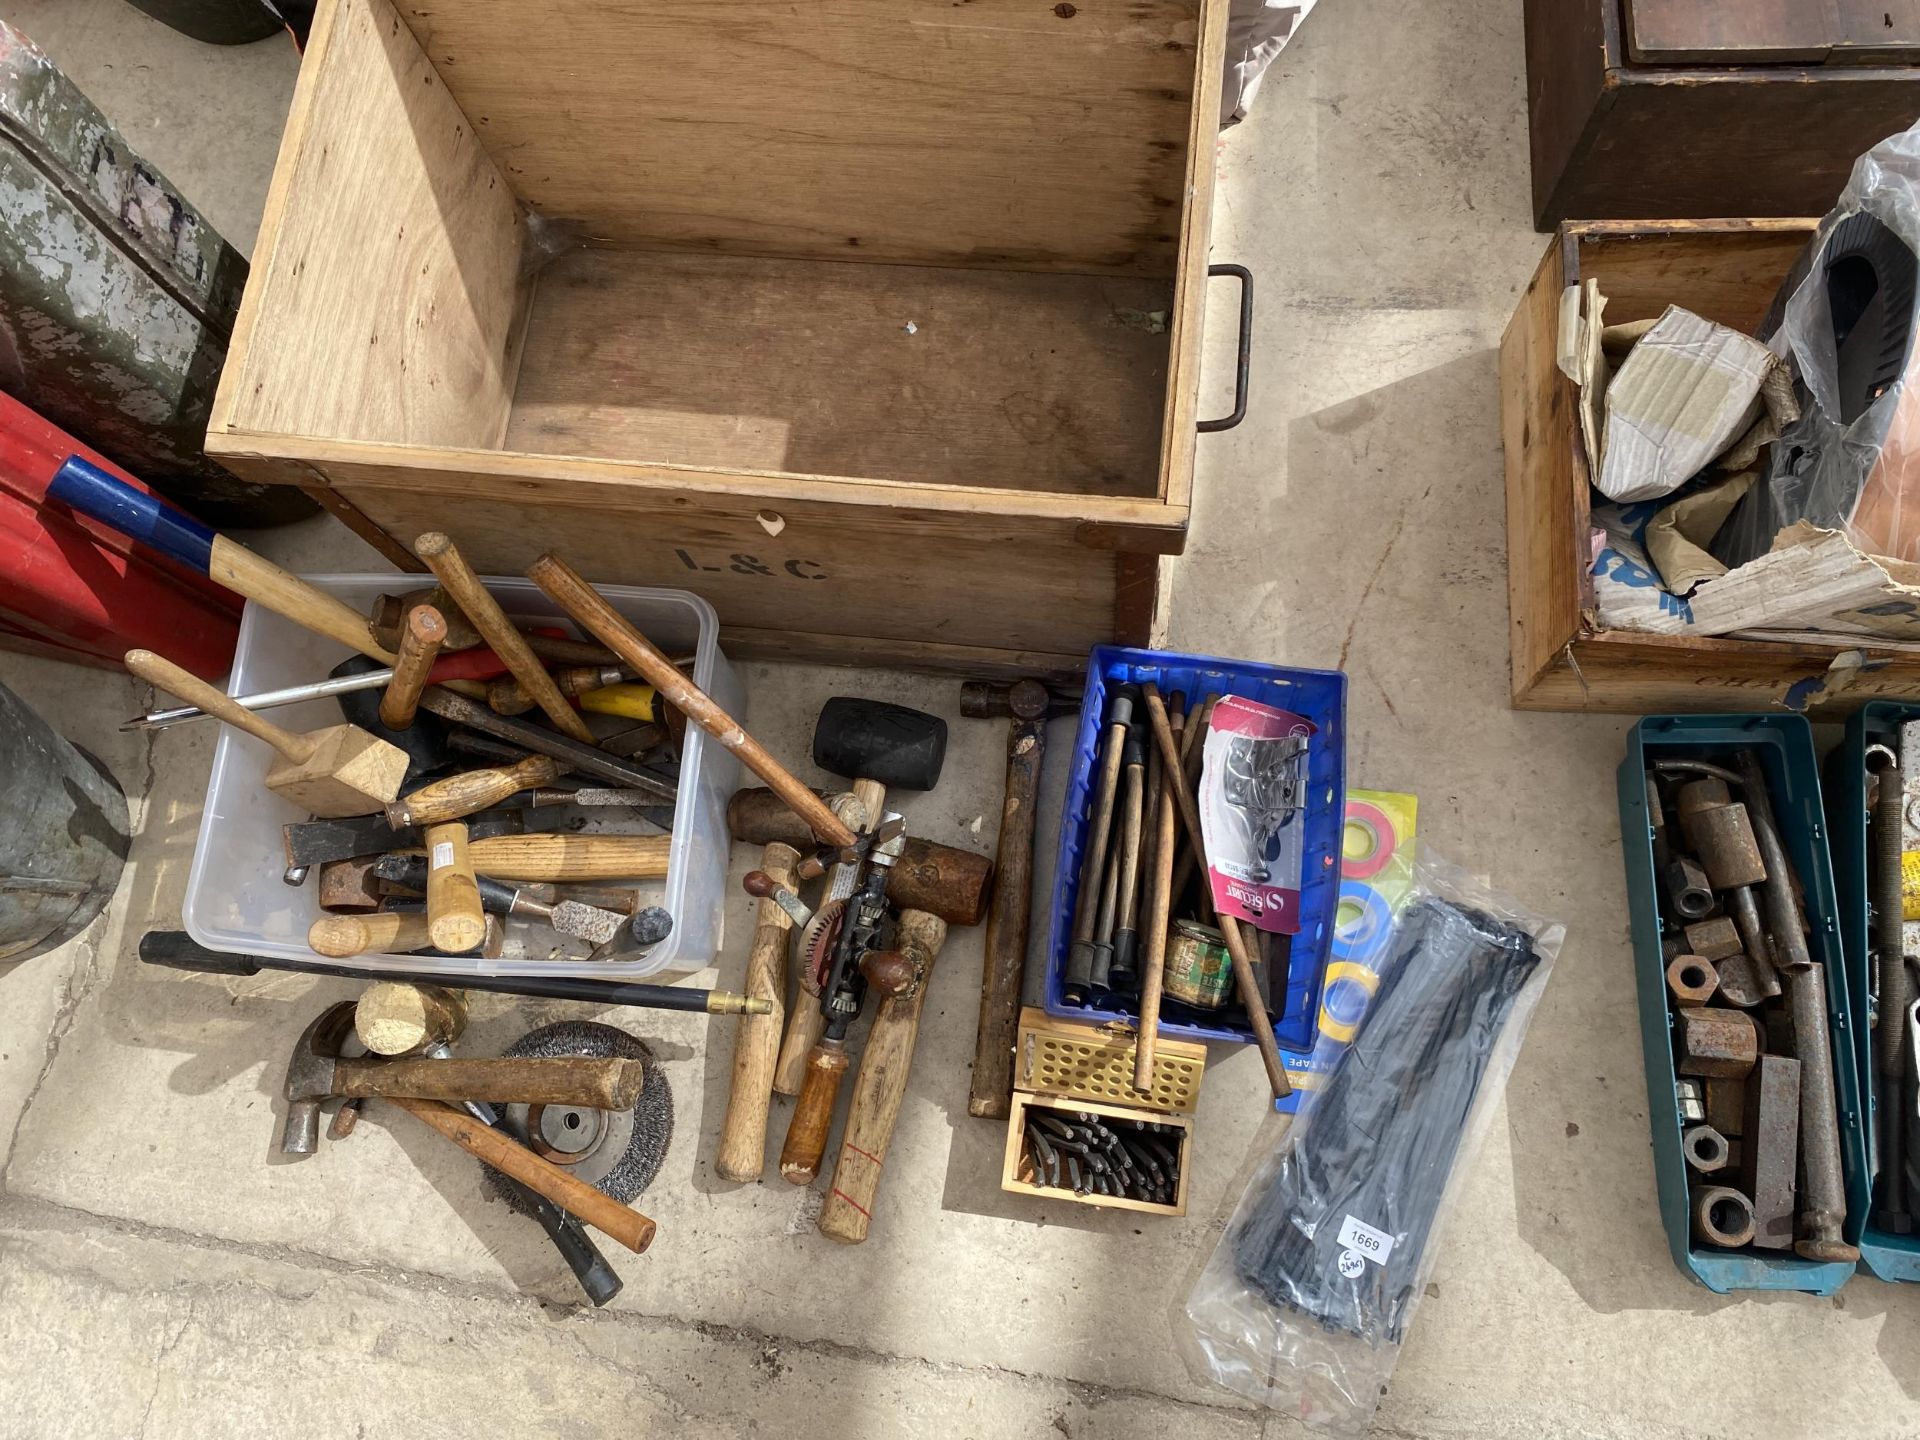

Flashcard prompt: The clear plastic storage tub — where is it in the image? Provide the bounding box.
[181,574,741,979]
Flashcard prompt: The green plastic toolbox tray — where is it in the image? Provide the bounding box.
[1826,703,1920,1284]
[1619,714,1867,1294]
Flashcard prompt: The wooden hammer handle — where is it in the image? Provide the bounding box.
[332,1055,648,1108]
[309,911,433,958]
[389,1097,656,1253]
[819,910,948,1243]
[715,841,799,1182]
[969,717,1044,1119]
[380,604,448,730]
[209,540,397,663]
[1138,684,1290,1100]
[467,833,672,882]
[391,754,561,827]
[125,649,315,762]
[527,552,854,847]
[415,532,597,745]
[780,1039,850,1185]
[425,821,488,954]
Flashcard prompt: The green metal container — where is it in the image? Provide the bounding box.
[0,21,312,526]
[1619,714,1867,1294]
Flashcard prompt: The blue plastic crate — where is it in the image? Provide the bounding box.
[1620,715,1866,1295]
[1042,645,1347,1054]
[1826,703,1920,1285]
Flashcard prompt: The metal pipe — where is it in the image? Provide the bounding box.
[124,667,397,730]
[1869,746,1912,1232]
[1787,963,1860,1261]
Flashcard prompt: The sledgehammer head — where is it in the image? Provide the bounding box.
[813,697,947,792]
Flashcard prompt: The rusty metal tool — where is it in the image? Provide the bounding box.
[527,552,852,845]
[1730,749,1859,1261]
[1138,683,1291,1099]
[371,587,483,653]
[819,909,950,1242]
[386,754,563,828]
[1666,955,1718,1005]
[127,649,407,817]
[414,533,597,744]
[1674,1007,1757,1078]
[1674,775,1780,998]
[1693,1187,1757,1248]
[1134,706,1183,1094]
[963,679,1066,1119]
[317,856,386,913]
[281,808,546,872]
[1868,744,1912,1233]
[1064,685,1135,1003]
[1107,728,1149,996]
[415,686,678,800]
[380,604,448,730]
[280,1004,651,1154]
[1742,1053,1802,1250]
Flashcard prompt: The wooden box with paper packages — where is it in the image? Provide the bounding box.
[1504,129,1920,716]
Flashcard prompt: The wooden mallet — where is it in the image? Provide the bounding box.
[126,649,407,817]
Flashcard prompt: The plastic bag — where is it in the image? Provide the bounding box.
[1716,120,1920,566]
[1183,854,1564,1435]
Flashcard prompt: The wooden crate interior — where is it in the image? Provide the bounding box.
[1570,225,1811,330]
[220,0,1209,503]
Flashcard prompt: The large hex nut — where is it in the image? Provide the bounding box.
[1682,1124,1731,1174]
[1667,955,1719,1005]
[1675,1007,1758,1079]
[1693,1186,1756,1248]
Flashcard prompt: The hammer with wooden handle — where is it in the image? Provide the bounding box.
[51,457,397,662]
[415,533,597,745]
[390,1097,657,1254]
[818,909,948,1242]
[527,552,853,846]
[126,649,408,817]
[714,841,800,1182]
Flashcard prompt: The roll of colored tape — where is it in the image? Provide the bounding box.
[1317,959,1382,1044]
[1342,799,1399,881]
[1330,879,1392,967]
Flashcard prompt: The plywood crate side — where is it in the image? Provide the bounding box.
[390,0,1207,274]
[1504,218,1920,717]
[208,0,528,453]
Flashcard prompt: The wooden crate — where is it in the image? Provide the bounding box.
[999,1007,1201,1216]
[1524,0,1920,228]
[1503,218,1920,717]
[205,0,1236,677]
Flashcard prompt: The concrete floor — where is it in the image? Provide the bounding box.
[2,1,1917,1436]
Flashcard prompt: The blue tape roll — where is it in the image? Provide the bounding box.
[1330,879,1392,966]
[47,456,216,574]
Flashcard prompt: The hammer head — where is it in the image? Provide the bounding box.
[282,1001,358,1155]
[812,697,947,792]
[959,679,1078,722]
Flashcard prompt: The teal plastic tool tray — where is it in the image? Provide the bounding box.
[1619,715,1867,1295]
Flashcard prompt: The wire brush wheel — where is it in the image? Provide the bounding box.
[483,1021,673,1213]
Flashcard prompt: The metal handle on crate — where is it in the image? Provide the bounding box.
[1198,264,1254,434]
